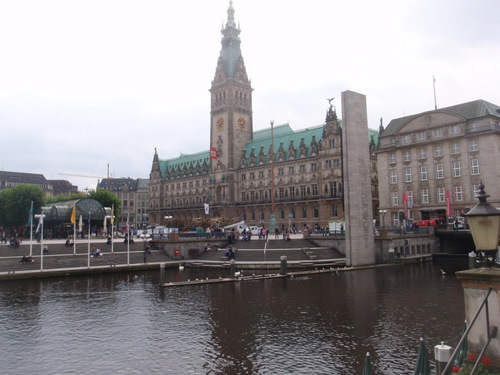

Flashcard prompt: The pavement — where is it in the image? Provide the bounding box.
[0,234,345,280]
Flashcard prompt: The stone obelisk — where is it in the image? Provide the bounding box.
[341,90,375,266]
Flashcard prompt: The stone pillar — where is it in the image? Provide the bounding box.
[456,267,500,369]
[341,90,376,266]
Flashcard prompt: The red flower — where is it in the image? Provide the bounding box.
[452,366,460,373]
[482,357,491,365]
[469,353,476,361]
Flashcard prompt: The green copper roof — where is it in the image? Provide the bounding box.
[159,150,210,179]
[244,124,324,162]
[382,99,500,137]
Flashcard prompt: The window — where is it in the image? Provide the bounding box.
[452,143,459,154]
[312,184,318,196]
[470,139,478,152]
[390,169,397,184]
[279,188,284,199]
[280,209,285,219]
[302,207,307,218]
[289,166,295,174]
[473,183,481,197]
[435,145,442,157]
[434,128,441,137]
[421,188,429,204]
[470,122,477,131]
[290,187,295,198]
[419,148,426,159]
[404,168,412,182]
[390,138,396,146]
[451,125,459,134]
[436,164,444,179]
[299,165,306,173]
[250,172,255,179]
[331,205,337,217]
[391,190,399,205]
[313,206,319,218]
[259,171,264,178]
[311,163,317,171]
[453,161,461,177]
[389,153,396,163]
[420,166,428,181]
[418,131,425,140]
[454,185,463,201]
[406,189,413,205]
[403,135,410,143]
[437,187,445,203]
[404,151,411,161]
[471,159,480,175]
[300,185,306,197]
[278,168,284,176]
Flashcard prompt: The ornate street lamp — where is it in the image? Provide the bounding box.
[465,182,500,267]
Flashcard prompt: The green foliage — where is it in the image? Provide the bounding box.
[87,188,120,219]
[45,192,87,204]
[0,185,45,227]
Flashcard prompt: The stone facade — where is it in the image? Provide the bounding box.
[377,100,500,227]
[98,178,149,229]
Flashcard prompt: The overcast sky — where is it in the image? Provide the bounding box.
[1,0,499,191]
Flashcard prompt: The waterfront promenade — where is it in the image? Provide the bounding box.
[0,234,346,280]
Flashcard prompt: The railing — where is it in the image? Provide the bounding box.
[442,288,498,374]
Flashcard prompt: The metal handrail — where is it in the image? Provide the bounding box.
[441,288,496,374]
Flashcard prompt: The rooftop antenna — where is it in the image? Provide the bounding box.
[433,75,438,110]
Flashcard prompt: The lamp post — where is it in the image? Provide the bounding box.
[465,182,500,267]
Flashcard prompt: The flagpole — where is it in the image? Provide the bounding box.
[111,204,114,253]
[40,216,44,272]
[73,218,76,255]
[29,201,33,257]
[127,212,130,265]
[87,211,91,268]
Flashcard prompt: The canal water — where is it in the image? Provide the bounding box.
[1,263,465,374]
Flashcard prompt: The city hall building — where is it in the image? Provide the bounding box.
[148,2,379,231]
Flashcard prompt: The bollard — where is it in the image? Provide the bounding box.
[468,251,476,269]
[388,248,395,264]
[280,255,288,275]
[230,260,235,279]
[160,263,166,284]
[434,342,452,375]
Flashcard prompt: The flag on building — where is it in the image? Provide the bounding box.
[111,204,114,225]
[70,205,76,224]
[204,203,210,215]
[210,147,217,160]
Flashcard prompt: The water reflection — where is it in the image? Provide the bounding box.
[0,263,464,374]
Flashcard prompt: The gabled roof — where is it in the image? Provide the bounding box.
[382,99,500,137]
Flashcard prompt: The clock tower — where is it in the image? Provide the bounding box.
[210,0,253,175]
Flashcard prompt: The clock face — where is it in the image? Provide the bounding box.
[237,117,247,130]
[216,117,224,130]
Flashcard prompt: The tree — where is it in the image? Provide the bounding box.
[87,188,120,220]
[0,185,45,227]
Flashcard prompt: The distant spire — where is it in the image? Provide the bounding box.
[219,0,242,77]
[226,0,236,28]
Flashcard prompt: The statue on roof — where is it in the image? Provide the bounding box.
[327,97,335,111]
